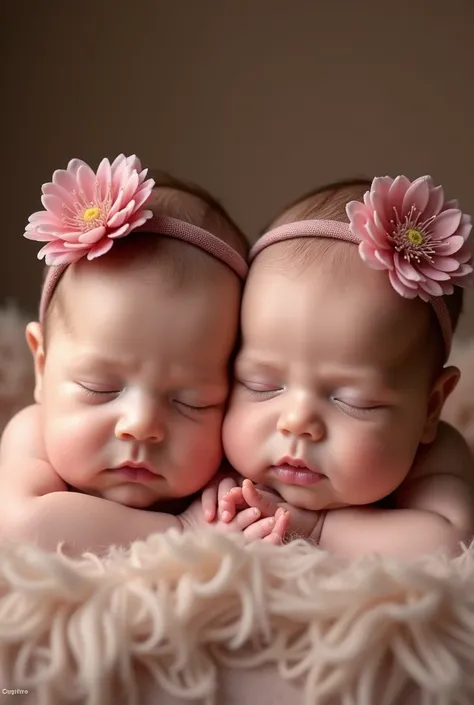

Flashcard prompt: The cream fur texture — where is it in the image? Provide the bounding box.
[1,530,474,705]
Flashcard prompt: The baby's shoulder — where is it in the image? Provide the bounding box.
[0,404,66,499]
[0,404,46,463]
[408,420,473,484]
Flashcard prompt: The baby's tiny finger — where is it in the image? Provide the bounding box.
[234,507,262,530]
[242,481,278,517]
[201,485,218,522]
[217,478,237,503]
[243,516,277,541]
[270,508,290,542]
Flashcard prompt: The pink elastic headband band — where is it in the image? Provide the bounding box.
[250,220,453,358]
[40,215,248,322]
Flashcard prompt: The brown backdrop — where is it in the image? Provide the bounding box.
[2,0,473,337]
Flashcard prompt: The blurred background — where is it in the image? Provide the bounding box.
[1,0,473,337]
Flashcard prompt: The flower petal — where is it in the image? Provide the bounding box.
[77,226,106,244]
[138,167,150,185]
[107,200,135,229]
[37,225,82,241]
[419,278,444,296]
[41,193,67,219]
[423,185,444,220]
[394,252,421,281]
[52,167,78,194]
[120,170,139,206]
[443,199,459,210]
[417,264,450,281]
[451,263,473,280]
[430,256,461,272]
[388,269,417,298]
[456,242,473,264]
[133,182,155,211]
[374,248,394,269]
[38,240,87,263]
[359,242,387,269]
[369,177,392,224]
[77,163,97,203]
[47,250,86,266]
[120,212,153,235]
[23,228,52,242]
[42,182,75,209]
[455,220,472,242]
[401,176,430,215]
[388,175,411,214]
[28,211,57,225]
[107,188,125,221]
[87,238,114,260]
[435,235,465,256]
[63,241,92,249]
[430,209,462,240]
[96,158,112,201]
[394,267,418,289]
[367,218,391,248]
[66,159,88,177]
[108,223,130,239]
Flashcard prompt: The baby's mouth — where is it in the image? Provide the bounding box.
[271,456,325,486]
[109,461,162,482]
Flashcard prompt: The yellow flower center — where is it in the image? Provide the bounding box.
[406,228,424,247]
[83,206,101,222]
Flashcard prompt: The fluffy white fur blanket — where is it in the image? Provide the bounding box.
[1,530,474,705]
[0,305,473,705]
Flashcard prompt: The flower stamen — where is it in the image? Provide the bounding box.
[83,207,101,222]
[61,182,113,233]
[389,205,438,265]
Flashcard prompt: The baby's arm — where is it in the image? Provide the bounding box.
[320,422,474,558]
[0,405,183,555]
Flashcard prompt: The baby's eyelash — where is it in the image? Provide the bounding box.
[333,398,384,414]
[175,400,216,412]
[79,385,120,397]
[239,382,281,396]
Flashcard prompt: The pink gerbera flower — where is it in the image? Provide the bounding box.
[346,175,473,300]
[24,155,155,265]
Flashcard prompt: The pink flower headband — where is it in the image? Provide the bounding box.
[250,175,473,359]
[24,154,248,321]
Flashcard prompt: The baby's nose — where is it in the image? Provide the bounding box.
[115,397,165,443]
[277,394,325,441]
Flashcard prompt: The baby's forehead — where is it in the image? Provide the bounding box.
[243,242,433,372]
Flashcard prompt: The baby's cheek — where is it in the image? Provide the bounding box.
[336,433,410,502]
[222,404,261,476]
[175,417,224,492]
[43,414,94,481]
[222,407,246,464]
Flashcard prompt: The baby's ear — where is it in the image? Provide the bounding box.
[421,365,460,444]
[25,322,45,404]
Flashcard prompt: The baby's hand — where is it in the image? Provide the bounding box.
[201,473,242,522]
[200,476,289,544]
[217,479,290,543]
[242,506,290,544]
[241,479,323,541]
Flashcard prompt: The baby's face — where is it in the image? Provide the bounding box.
[223,247,437,511]
[34,257,240,508]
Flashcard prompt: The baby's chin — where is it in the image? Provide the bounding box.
[272,482,350,512]
[97,484,166,509]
